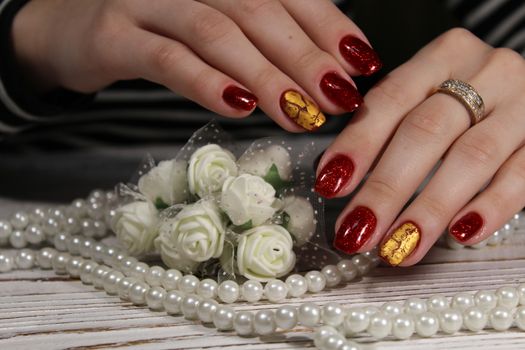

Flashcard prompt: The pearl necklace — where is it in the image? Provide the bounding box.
[1,189,524,350]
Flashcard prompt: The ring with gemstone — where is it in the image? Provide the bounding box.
[436,79,486,125]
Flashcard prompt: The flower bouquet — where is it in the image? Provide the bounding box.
[113,121,337,282]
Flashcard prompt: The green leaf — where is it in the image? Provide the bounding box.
[235,220,253,231]
[154,197,169,210]
[263,164,291,192]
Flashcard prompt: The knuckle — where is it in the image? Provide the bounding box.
[507,154,525,183]
[402,109,450,141]
[238,0,278,15]
[487,47,525,72]
[191,9,233,45]
[454,130,500,167]
[365,176,399,200]
[252,67,278,91]
[366,78,408,111]
[149,43,183,71]
[192,67,216,95]
[294,47,327,72]
[419,196,450,222]
[435,27,476,50]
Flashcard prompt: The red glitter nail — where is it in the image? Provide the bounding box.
[222,86,258,111]
[315,154,354,198]
[450,212,484,242]
[320,72,363,112]
[339,36,382,76]
[334,206,377,254]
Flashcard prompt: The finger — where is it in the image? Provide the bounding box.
[448,145,525,245]
[281,0,381,76]
[200,0,363,114]
[379,49,525,266]
[316,29,492,202]
[133,0,325,131]
[104,26,257,117]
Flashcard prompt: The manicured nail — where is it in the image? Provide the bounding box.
[334,206,377,254]
[450,212,484,242]
[339,35,382,76]
[320,72,363,112]
[223,86,258,111]
[379,222,421,266]
[280,90,326,131]
[315,154,354,198]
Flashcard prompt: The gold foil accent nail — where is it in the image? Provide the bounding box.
[280,90,326,131]
[379,222,420,266]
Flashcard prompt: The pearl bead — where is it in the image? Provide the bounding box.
[15,249,35,269]
[344,308,369,334]
[0,220,12,239]
[234,311,254,336]
[463,307,487,331]
[489,306,512,331]
[218,281,240,304]
[89,189,107,204]
[321,265,342,288]
[381,301,403,317]
[24,224,45,244]
[91,265,111,288]
[487,230,503,246]
[63,216,81,235]
[515,306,525,330]
[298,302,321,327]
[213,305,235,331]
[474,290,498,311]
[501,223,514,239]
[439,308,463,334]
[103,270,124,295]
[145,266,165,287]
[415,312,439,337]
[70,199,88,218]
[426,295,449,312]
[36,247,56,269]
[470,238,487,249]
[105,208,117,229]
[392,314,415,339]
[43,217,60,237]
[367,313,391,339]
[285,274,308,297]
[146,286,166,311]
[197,299,218,323]
[29,208,46,225]
[446,234,465,249]
[80,261,98,284]
[87,201,105,220]
[130,262,149,281]
[404,298,427,315]
[336,259,358,282]
[90,243,106,263]
[322,302,344,327]
[52,252,70,274]
[264,279,288,302]
[519,284,525,305]
[66,256,84,278]
[0,253,14,272]
[66,236,83,256]
[93,220,107,238]
[363,306,380,317]
[162,269,182,291]
[254,310,276,335]
[181,294,201,320]
[164,290,184,315]
[352,255,372,275]
[10,230,26,248]
[54,233,69,252]
[179,275,200,294]
[339,341,360,350]
[496,286,519,308]
[117,277,137,300]
[197,279,218,299]
[305,270,326,293]
[111,252,127,269]
[320,333,346,350]
[120,256,138,276]
[275,305,297,330]
[103,247,120,267]
[81,218,96,238]
[313,326,338,348]
[129,281,149,306]
[241,280,264,302]
[11,211,29,230]
[451,292,474,311]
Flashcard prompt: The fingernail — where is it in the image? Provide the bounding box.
[280,90,326,131]
[334,206,377,254]
[450,212,484,242]
[339,35,382,76]
[223,86,258,111]
[314,154,354,198]
[320,72,363,112]
[379,222,421,266]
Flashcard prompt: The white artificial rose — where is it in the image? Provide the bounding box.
[114,201,158,256]
[238,145,292,182]
[155,200,226,271]
[220,174,278,227]
[282,195,316,246]
[138,159,189,208]
[237,224,296,282]
[188,144,238,198]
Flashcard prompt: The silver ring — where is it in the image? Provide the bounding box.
[436,79,486,125]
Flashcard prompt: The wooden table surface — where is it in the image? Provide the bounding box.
[1,199,525,350]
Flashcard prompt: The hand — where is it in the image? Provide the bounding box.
[12,0,381,131]
[315,28,525,265]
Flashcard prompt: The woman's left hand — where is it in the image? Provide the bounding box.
[315,28,525,266]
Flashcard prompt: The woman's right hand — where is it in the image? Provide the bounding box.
[12,0,381,131]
